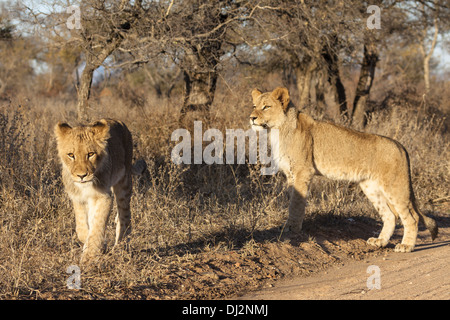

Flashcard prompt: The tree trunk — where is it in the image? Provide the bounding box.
[420,17,438,94]
[77,62,95,122]
[295,43,346,119]
[180,69,218,118]
[76,38,122,121]
[296,61,315,108]
[352,43,378,129]
[321,41,347,118]
[0,78,5,96]
[423,56,431,93]
[179,38,222,119]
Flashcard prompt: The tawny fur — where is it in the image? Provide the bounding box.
[55,119,146,264]
[250,87,438,252]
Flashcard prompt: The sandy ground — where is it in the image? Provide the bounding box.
[14,207,446,300]
[239,227,450,300]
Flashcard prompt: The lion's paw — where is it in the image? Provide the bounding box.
[281,223,302,234]
[367,237,387,248]
[394,243,414,253]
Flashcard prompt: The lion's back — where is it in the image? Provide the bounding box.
[98,119,134,186]
[104,119,133,168]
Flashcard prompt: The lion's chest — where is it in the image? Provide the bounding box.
[276,146,294,181]
[70,182,99,203]
[276,154,291,175]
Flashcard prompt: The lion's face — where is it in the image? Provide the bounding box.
[54,120,110,184]
[249,87,290,131]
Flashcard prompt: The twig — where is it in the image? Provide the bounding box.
[429,196,450,203]
[165,0,175,18]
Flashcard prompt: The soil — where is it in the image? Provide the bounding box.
[31,208,449,300]
[141,210,450,300]
[238,228,450,300]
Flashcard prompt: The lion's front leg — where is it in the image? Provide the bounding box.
[73,201,89,244]
[81,194,113,264]
[285,170,313,233]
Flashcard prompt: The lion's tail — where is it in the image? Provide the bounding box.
[132,159,147,176]
[406,151,438,241]
[418,210,438,241]
[412,197,438,241]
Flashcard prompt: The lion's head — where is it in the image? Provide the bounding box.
[54,119,110,184]
[249,87,290,131]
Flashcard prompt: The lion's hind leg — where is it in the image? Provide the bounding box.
[359,180,397,249]
[389,201,419,253]
[113,174,132,246]
[379,182,419,253]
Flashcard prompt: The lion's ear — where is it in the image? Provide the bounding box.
[251,89,262,103]
[54,122,72,139]
[271,87,290,110]
[91,119,110,142]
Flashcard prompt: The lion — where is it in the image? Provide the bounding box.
[55,119,146,264]
[250,87,438,252]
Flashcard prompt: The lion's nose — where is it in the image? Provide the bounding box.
[250,116,257,122]
[77,173,88,180]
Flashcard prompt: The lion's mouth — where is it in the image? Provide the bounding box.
[250,121,269,130]
[74,179,93,184]
[73,175,94,184]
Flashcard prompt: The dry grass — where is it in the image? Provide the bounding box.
[0,86,448,299]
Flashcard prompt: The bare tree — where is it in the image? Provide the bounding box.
[20,0,169,121]
[0,12,14,96]
[15,0,449,125]
[0,5,37,98]
[73,0,148,121]
[351,37,379,129]
[350,0,412,128]
[21,0,261,120]
[350,0,449,127]
[162,0,258,119]
[246,1,362,118]
[420,16,439,93]
[408,0,448,94]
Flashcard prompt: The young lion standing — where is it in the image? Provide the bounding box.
[55,119,146,264]
[250,87,438,252]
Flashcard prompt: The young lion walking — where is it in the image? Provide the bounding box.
[55,119,146,264]
[250,87,437,252]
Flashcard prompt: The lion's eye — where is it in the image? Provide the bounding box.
[262,105,271,110]
[67,153,75,159]
[87,152,95,158]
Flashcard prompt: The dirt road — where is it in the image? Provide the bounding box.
[240,231,450,300]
